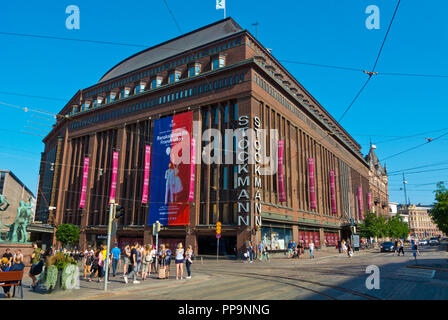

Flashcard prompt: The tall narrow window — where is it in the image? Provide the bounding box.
[223,167,228,189]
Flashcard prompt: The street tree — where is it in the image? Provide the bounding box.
[358,211,388,239]
[429,182,448,235]
[386,214,410,239]
[55,223,80,248]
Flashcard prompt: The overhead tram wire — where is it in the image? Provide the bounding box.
[337,0,401,123]
[162,0,182,34]
[381,130,448,162]
[0,90,66,102]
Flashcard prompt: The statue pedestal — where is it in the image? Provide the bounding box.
[0,243,34,274]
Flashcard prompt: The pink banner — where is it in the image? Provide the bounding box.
[79,157,89,208]
[277,140,286,202]
[330,170,337,215]
[358,186,364,220]
[142,145,151,204]
[188,138,196,202]
[109,151,119,204]
[308,158,316,209]
[367,192,372,211]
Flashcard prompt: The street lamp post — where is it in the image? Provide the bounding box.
[104,201,114,291]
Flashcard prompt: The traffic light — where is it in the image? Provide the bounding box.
[153,221,161,234]
[216,221,222,238]
[114,205,125,220]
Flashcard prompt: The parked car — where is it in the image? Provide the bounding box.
[380,241,395,252]
[429,238,440,246]
[418,239,428,246]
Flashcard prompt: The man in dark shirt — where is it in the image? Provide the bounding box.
[124,243,139,284]
[2,249,13,267]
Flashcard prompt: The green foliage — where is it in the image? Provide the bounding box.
[45,265,58,290]
[386,214,410,239]
[429,182,448,235]
[62,264,78,290]
[55,224,80,247]
[47,251,77,270]
[358,211,388,238]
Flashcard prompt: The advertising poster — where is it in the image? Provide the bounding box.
[308,158,317,209]
[148,111,193,226]
[314,231,320,247]
[141,145,151,204]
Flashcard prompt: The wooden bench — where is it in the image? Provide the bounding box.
[0,271,24,299]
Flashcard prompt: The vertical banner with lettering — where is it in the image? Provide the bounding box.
[367,192,372,211]
[141,145,151,204]
[188,137,196,202]
[79,157,89,208]
[109,151,118,204]
[358,186,364,220]
[330,170,337,215]
[148,111,193,226]
[308,158,316,209]
[277,140,286,202]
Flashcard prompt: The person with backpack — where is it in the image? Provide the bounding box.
[89,250,100,282]
[84,250,94,280]
[158,244,167,279]
[141,245,151,281]
[165,243,172,279]
[185,245,193,279]
[136,243,142,277]
[261,244,270,262]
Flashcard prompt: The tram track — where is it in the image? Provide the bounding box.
[204,268,381,300]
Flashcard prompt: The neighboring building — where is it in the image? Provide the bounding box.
[0,170,35,239]
[391,202,408,224]
[399,204,444,238]
[389,201,398,216]
[365,145,389,217]
[36,18,374,255]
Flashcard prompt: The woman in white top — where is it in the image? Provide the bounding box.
[175,243,185,280]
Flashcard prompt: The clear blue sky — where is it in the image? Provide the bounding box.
[0,0,447,205]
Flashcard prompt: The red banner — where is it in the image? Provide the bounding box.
[367,192,372,211]
[330,170,337,215]
[358,186,364,220]
[142,145,151,204]
[278,140,286,202]
[188,137,196,202]
[109,151,119,204]
[308,158,316,209]
[79,157,89,208]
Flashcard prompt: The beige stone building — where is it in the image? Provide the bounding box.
[0,170,36,239]
[399,204,444,238]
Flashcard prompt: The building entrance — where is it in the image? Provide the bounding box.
[198,235,236,256]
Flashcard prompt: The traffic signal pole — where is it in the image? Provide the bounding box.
[104,201,114,291]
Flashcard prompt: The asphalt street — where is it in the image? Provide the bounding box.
[9,244,448,300]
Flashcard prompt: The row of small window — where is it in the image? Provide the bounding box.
[254,73,294,111]
[84,38,242,99]
[70,73,245,130]
[73,58,226,114]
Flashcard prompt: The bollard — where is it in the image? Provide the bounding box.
[201,257,203,264]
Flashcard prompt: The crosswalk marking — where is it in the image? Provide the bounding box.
[395,267,435,279]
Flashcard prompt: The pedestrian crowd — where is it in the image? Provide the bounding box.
[81,242,195,284]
